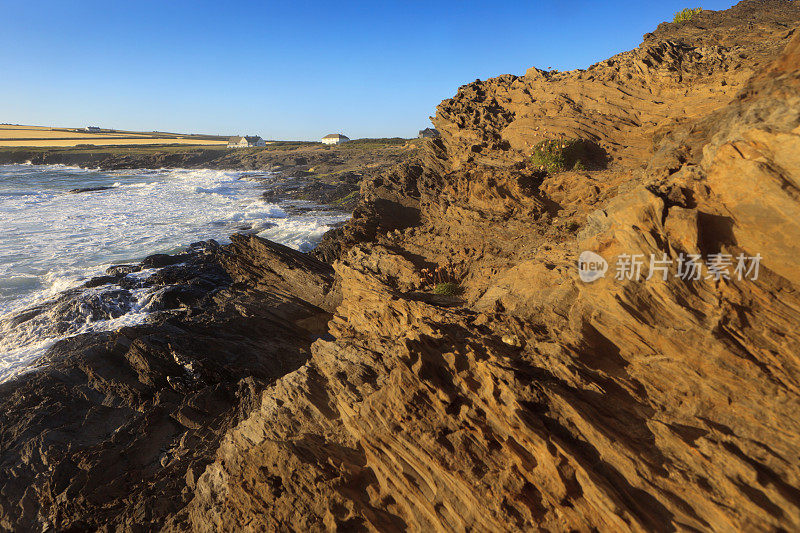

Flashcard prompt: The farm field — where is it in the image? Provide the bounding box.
[0,124,228,147]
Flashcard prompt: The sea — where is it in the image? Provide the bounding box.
[0,163,349,383]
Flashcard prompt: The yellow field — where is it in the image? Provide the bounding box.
[0,129,150,140]
[0,138,228,147]
[0,125,227,147]
[0,124,51,130]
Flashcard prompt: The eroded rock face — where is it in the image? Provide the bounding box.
[178,3,800,532]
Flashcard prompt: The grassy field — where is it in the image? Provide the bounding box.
[0,124,228,147]
[0,138,228,147]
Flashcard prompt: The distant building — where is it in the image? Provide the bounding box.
[227,135,266,148]
[418,128,440,139]
[84,126,101,133]
[321,133,350,145]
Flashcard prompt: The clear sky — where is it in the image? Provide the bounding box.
[1,0,737,140]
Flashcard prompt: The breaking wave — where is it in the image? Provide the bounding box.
[0,164,349,382]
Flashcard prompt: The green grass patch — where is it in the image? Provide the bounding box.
[673,7,702,23]
[331,190,359,206]
[433,282,459,296]
[335,138,411,151]
[528,138,603,174]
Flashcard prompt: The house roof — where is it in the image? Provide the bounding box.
[322,133,349,139]
[229,135,262,143]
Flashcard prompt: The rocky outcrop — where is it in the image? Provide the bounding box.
[2,1,800,531]
[176,2,800,531]
[0,239,335,530]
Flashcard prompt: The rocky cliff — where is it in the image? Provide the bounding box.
[1,1,800,531]
[179,2,800,531]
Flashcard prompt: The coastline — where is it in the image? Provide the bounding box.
[0,233,337,528]
[0,162,354,384]
[0,139,417,210]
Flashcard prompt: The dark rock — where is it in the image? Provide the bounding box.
[0,234,337,530]
[141,253,186,268]
[143,285,208,311]
[188,240,220,252]
[84,274,122,288]
[106,264,141,276]
[68,186,114,193]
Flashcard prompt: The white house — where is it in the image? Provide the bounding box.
[418,128,440,139]
[321,133,350,145]
[84,126,101,133]
[227,135,266,148]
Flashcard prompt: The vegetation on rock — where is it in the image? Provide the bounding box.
[433,282,459,295]
[673,7,702,23]
[528,137,601,174]
[420,262,462,294]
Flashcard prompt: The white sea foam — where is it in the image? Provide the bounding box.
[0,164,349,382]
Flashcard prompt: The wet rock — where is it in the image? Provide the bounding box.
[106,264,141,276]
[188,240,221,254]
[48,288,134,329]
[0,234,336,531]
[68,186,114,193]
[144,285,208,311]
[84,274,123,288]
[142,253,186,268]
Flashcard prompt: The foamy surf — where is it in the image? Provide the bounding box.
[0,164,349,383]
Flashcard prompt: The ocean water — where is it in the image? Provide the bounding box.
[0,163,349,382]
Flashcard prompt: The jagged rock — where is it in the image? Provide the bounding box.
[0,236,336,531]
[178,4,800,532]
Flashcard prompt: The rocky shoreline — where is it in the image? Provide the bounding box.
[0,140,417,210]
[2,1,800,530]
[0,235,338,529]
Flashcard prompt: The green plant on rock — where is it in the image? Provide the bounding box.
[528,137,598,174]
[433,282,459,296]
[673,7,702,23]
[332,190,359,206]
[420,261,463,296]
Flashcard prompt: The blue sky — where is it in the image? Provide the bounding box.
[1,0,736,140]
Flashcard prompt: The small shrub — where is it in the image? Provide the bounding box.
[420,261,463,295]
[673,7,702,23]
[433,282,459,296]
[528,138,603,174]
